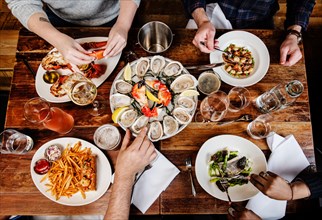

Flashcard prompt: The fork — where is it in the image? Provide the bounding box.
[130,164,152,200]
[185,157,197,197]
[218,179,232,204]
[217,114,252,126]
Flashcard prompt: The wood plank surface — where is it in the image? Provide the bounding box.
[0,27,316,216]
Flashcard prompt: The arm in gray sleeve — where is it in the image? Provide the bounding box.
[5,0,47,30]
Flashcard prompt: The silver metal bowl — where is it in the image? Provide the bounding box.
[137,21,173,53]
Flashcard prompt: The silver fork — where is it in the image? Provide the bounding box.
[217,114,252,126]
[218,179,232,204]
[185,157,197,197]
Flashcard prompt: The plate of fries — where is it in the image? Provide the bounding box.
[30,137,112,206]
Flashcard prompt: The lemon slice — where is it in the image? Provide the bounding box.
[123,63,132,81]
[180,89,200,97]
[146,90,160,103]
[112,107,129,123]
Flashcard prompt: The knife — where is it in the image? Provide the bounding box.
[185,62,225,71]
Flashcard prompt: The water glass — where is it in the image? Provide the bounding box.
[227,86,250,112]
[197,70,221,95]
[94,124,121,150]
[24,97,74,134]
[246,114,273,139]
[0,129,34,154]
[195,90,230,122]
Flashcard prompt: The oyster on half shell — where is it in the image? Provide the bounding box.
[176,96,196,112]
[148,121,163,142]
[114,79,133,94]
[170,74,198,93]
[150,55,166,76]
[163,115,179,136]
[163,61,183,76]
[135,57,150,77]
[172,107,192,125]
[131,115,149,134]
[110,93,131,108]
[119,109,138,128]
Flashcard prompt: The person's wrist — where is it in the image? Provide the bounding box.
[289,181,311,200]
[286,25,302,44]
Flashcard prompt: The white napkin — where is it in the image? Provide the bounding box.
[186,3,232,29]
[131,149,180,213]
[246,132,310,220]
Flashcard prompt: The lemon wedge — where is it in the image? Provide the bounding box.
[146,90,161,103]
[112,107,129,123]
[180,89,200,97]
[123,63,132,81]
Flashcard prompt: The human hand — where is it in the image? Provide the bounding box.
[104,24,128,58]
[227,204,261,220]
[280,35,302,66]
[114,127,157,181]
[192,21,219,53]
[250,171,292,200]
[54,33,94,65]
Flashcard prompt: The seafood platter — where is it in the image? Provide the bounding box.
[35,37,121,103]
[110,55,199,141]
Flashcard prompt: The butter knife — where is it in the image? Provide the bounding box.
[185,62,225,71]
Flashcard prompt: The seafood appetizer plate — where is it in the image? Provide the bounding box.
[195,134,267,202]
[210,30,270,87]
[35,37,121,103]
[31,137,112,206]
[110,55,199,141]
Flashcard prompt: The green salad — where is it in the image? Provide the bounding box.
[208,148,252,191]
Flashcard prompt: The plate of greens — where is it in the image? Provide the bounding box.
[195,134,267,202]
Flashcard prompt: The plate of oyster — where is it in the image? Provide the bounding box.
[110,55,199,141]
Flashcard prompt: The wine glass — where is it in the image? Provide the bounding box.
[194,90,230,122]
[68,78,107,116]
[227,86,250,112]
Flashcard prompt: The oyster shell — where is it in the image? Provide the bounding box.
[150,55,166,76]
[135,57,150,77]
[114,79,133,94]
[176,96,196,112]
[131,115,149,134]
[163,115,179,136]
[172,107,192,124]
[148,121,163,141]
[119,109,138,128]
[163,61,183,76]
[170,74,198,93]
[110,93,131,108]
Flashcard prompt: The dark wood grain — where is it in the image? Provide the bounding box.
[0,27,315,216]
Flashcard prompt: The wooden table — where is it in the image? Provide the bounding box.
[0,27,315,216]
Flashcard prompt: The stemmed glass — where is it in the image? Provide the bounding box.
[194,90,230,122]
[227,86,250,112]
[67,73,107,116]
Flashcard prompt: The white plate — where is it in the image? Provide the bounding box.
[35,37,121,103]
[195,134,267,202]
[110,56,198,141]
[210,30,270,87]
[30,137,112,206]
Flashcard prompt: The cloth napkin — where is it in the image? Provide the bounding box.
[131,149,180,213]
[246,132,310,220]
[186,3,232,29]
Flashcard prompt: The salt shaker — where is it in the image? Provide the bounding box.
[254,80,304,113]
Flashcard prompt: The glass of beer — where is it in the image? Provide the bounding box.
[197,70,221,95]
[24,97,74,134]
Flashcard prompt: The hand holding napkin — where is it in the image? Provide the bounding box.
[246,132,310,220]
[131,149,180,214]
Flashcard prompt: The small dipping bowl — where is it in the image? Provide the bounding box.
[138,21,173,53]
[94,124,121,150]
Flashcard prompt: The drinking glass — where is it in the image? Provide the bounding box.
[197,70,221,95]
[246,114,273,139]
[93,124,121,150]
[68,74,107,116]
[227,86,250,112]
[195,90,230,122]
[0,129,34,154]
[24,97,74,134]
